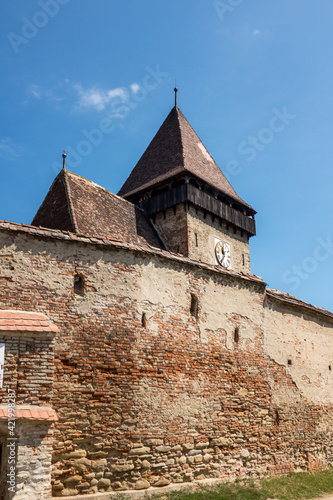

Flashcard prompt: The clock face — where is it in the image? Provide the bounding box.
[215,240,231,269]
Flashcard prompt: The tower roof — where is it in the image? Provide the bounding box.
[118,106,253,211]
[31,169,164,249]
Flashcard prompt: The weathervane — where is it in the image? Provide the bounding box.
[174,81,178,108]
[62,149,66,170]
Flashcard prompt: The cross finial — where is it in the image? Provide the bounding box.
[174,83,178,108]
[62,149,67,170]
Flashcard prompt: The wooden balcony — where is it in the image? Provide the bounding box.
[138,184,256,236]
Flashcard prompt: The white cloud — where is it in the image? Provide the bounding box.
[29,84,43,99]
[73,84,131,111]
[130,83,140,94]
[26,80,142,117]
[27,83,65,102]
[0,138,19,159]
[253,29,261,36]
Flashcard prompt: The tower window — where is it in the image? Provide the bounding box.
[74,274,85,296]
[190,294,198,319]
[195,233,198,247]
[141,313,147,328]
[287,359,292,366]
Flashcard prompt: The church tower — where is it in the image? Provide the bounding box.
[118,99,256,273]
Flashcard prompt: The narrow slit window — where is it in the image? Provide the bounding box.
[234,326,239,344]
[190,294,198,319]
[195,233,198,247]
[287,359,292,366]
[141,313,147,328]
[74,274,85,296]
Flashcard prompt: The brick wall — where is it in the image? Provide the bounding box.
[0,327,56,500]
[0,228,332,497]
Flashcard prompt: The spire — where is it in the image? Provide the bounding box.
[118,106,254,211]
[174,85,178,108]
[62,149,67,170]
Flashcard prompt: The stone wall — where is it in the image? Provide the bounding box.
[0,307,56,498]
[14,420,54,499]
[186,204,251,273]
[154,204,188,255]
[0,228,332,497]
[154,203,251,273]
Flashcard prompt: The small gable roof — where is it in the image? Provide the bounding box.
[0,310,59,332]
[31,170,164,249]
[118,106,253,211]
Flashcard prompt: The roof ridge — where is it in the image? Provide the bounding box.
[63,170,78,232]
[178,108,221,173]
[65,170,151,215]
[175,107,186,170]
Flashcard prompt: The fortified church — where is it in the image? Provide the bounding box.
[0,95,332,499]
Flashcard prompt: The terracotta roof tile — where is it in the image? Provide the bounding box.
[31,171,164,250]
[118,106,253,210]
[0,406,58,421]
[0,310,59,333]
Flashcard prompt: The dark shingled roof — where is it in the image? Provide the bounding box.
[31,170,164,249]
[118,106,253,210]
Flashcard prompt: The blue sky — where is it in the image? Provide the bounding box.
[1,0,333,311]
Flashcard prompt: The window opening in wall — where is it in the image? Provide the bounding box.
[195,233,198,247]
[74,274,85,296]
[287,359,292,366]
[141,313,147,328]
[274,409,280,426]
[234,327,239,344]
[329,365,332,371]
[242,254,245,266]
[190,294,198,319]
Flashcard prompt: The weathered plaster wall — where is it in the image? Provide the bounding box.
[0,229,332,498]
[265,297,333,404]
[186,205,251,273]
[154,205,188,255]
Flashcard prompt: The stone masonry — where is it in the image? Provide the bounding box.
[0,224,332,498]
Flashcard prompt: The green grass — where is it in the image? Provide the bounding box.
[127,469,333,500]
